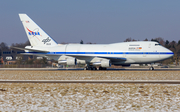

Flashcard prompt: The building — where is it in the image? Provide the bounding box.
[0,49,33,65]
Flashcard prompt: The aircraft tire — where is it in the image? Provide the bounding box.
[149,67,154,70]
[99,67,103,70]
[84,67,88,70]
[99,67,107,70]
[92,67,96,70]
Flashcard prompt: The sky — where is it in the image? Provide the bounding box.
[0,0,180,45]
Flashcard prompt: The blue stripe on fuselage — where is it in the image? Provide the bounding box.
[26,52,174,55]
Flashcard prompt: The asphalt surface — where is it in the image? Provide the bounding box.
[0,68,180,71]
[0,80,180,84]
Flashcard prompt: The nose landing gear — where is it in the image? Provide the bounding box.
[149,63,154,70]
[149,66,154,70]
[84,65,107,70]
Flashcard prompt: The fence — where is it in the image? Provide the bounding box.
[0,64,47,68]
[0,64,85,68]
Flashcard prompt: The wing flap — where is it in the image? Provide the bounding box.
[65,55,127,62]
[98,57,126,62]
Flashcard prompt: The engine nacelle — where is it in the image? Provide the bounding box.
[77,59,86,65]
[58,57,77,66]
[101,60,111,67]
[92,60,111,67]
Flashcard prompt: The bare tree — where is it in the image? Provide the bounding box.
[124,37,132,42]
[124,37,137,42]
[0,42,9,50]
[151,37,165,46]
[11,40,30,48]
[143,38,148,41]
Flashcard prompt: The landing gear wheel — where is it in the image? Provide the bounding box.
[149,67,154,70]
[84,67,88,70]
[99,67,102,70]
[99,67,107,70]
[84,66,91,70]
[84,66,98,70]
[89,67,92,70]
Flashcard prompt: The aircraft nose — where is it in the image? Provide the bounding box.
[167,49,174,58]
[170,51,174,57]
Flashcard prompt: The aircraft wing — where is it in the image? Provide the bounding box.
[99,57,126,62]
[65,55,127,62]
[11,47,49,53]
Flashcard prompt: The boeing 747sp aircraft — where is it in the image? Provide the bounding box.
[14,14,174,70]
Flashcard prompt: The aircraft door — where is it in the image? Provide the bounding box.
[143,52,146,57]
[123,52,126,57]
[148,43,151,48]
[77,45,82,52]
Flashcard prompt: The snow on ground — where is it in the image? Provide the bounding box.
[0,83,180,111]
[0,71,180,111]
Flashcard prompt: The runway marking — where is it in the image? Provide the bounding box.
[0,80,180,84]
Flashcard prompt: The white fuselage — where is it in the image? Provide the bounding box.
[26,41,173,65]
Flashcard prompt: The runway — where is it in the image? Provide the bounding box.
[0,68,180,71]
[1,80,180,84]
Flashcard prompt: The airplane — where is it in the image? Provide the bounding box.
[13,13,174,70]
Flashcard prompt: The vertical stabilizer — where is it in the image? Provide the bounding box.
[19,14,57,46]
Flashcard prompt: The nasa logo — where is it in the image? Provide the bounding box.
[42,37,51,44]
[26,27,40,36]
[28,32,40,35]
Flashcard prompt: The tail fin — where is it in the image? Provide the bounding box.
[19,14,57,47]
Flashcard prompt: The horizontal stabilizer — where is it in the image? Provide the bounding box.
[11,47,49,53]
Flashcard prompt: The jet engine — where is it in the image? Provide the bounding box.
[58,57,77,66]
[92,60,111,67]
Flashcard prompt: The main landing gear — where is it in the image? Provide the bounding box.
[84,66,107,70]
[84,66,97,70]
[99,67,107,70]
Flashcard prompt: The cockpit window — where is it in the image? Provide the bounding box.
[155,43,161,46]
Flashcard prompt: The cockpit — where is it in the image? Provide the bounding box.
[155,43,161,46]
